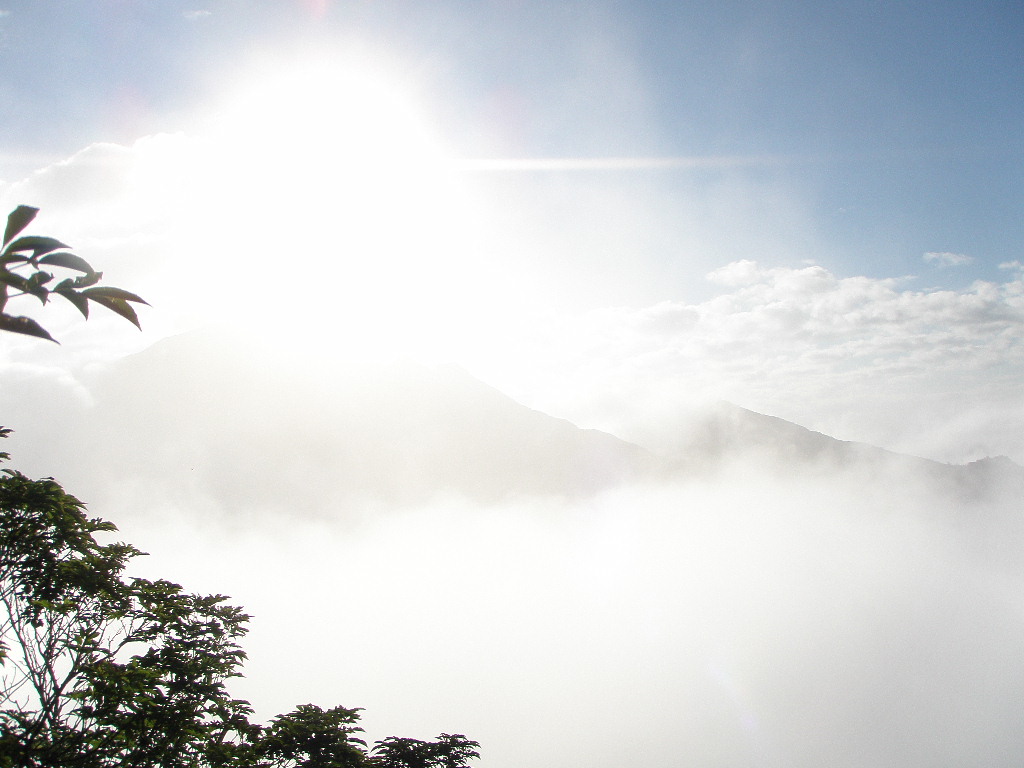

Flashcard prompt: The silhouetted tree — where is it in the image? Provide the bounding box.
[371,734,480,768]
[254,704,368,768]
[428,733,482,768]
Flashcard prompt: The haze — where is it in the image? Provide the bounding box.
[1,3,1023,767]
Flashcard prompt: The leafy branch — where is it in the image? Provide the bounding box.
[0,205,148,343]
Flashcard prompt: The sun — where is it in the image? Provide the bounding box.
[179,48,510,363]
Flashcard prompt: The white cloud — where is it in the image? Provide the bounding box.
[471,261,1024,464]
[3,137,1022,466]
[924,250,973,267]
[183,10,211,21]
[705,259,763,287]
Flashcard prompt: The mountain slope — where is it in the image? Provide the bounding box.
[69,331,660,517]
[10,331,1020,520]
[667,400,1024,503]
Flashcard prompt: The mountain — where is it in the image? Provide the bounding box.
[667,400,1024,504]
[11,330,1021,519]
[64,330,661,517]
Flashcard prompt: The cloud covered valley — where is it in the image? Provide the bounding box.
[4,329,1024,768]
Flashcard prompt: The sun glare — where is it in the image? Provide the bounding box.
[184,50,508,363]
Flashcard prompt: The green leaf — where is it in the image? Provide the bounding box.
[0,313,57,342]
[39,251,96,274]
[81,286,149,305]
[55,287,90,319]
[83,293,142,328]
[0,271,31,292]
[2,235,69,259]
[74,271,103,289]
[0,251,32,266]
[26,271,53,302]
[3,205,38,247]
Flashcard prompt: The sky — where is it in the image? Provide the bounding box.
[1,2,1024,767]
[1,0,1022,463]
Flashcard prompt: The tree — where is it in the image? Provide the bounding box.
[254,704,368,768]
[0,205,148,343]
[0,427,254,766]
[423,733,481,768]
[0,432,481,767]
[371,734,480,768]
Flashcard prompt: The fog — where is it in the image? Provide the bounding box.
[3,330,1023,767]
[104,459,1023,768]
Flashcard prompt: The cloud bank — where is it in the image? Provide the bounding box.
[118,462,1024,768]
[476,260,1024,464]
[3,135,1021,464]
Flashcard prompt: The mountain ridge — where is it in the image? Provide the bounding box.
[665,400,1024,503]
[11,330,1020,516]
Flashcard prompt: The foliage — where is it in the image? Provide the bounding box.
[0,429,254,766]
[254,704,368,768]
[0,430,480,767]
[0,205,148,343]
[371,734,480,768]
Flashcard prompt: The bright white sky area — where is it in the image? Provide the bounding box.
[0,0,1021,462]
[1,3,1024,767]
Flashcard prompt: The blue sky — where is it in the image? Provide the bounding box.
[2,0,1021,288]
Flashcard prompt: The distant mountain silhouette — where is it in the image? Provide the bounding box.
[667,401,1024,503]
[78,330,660,514]
[35,330,1021,517]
